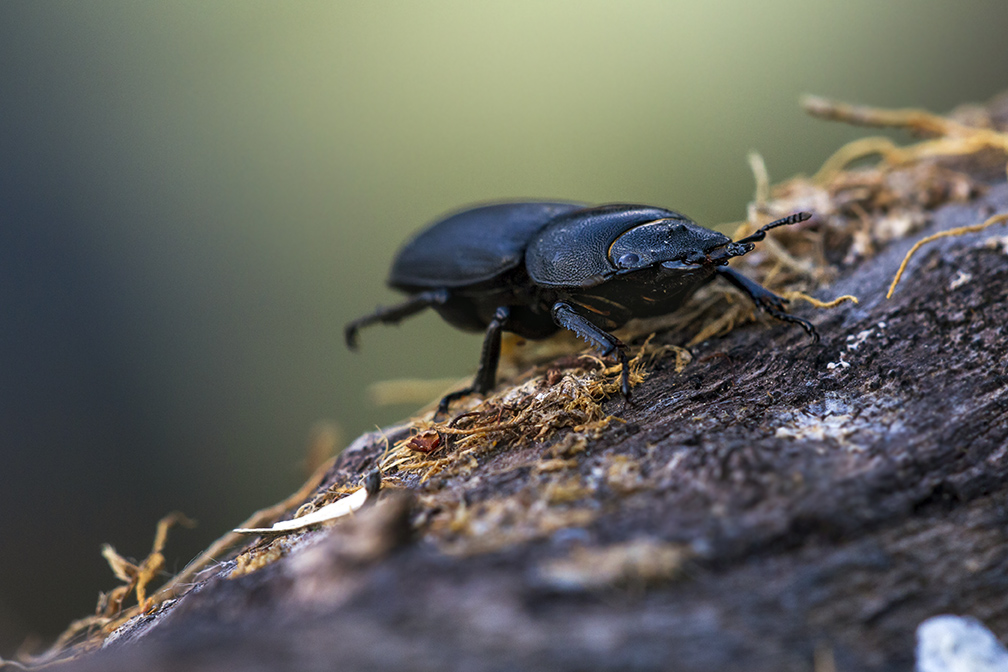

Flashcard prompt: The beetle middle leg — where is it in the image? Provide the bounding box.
[716,267,819,342]
[345,289,450,349]
[436,306,511,415]
[551,302,631,400]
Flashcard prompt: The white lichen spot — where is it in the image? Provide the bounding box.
[917,615,1008,672]
[775,393,903,452]
[826,353,851,371]
[983,234,1008,256]
[846,329,875,352]
[775,413,857,445]
[949,270,973,291]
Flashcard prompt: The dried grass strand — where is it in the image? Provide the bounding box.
[784,291,859,309]
[887,213,1008,298]
[804,96,1008,185]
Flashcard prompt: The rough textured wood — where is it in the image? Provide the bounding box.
[39,111,1008,672]
[48,182,1008,672]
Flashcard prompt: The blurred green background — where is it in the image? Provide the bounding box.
[1,0,1005,652]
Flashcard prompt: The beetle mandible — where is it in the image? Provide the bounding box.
[345,202,818,413]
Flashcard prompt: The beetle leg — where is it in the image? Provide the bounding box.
[344,289,450,349]
[715,267,819,343]
[551,302,631,400]
[437,306,510,415]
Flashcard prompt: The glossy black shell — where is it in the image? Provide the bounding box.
[524,204,730,288]
[388,201,584,290]
[347,200,818,412]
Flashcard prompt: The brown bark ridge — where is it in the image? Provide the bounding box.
[29,95,1008,672]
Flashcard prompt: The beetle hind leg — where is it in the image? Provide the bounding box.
[437,306,510,415]
[716,267,819,343]
[551,302,631,401]
[344,289,450,349]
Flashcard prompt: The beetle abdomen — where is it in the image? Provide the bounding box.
[389,201,584,289]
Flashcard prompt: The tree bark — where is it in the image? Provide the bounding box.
[40,107,1008,672]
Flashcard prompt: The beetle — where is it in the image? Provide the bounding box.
[345,202,818,413]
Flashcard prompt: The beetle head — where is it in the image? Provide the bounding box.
[608,217,734,272]
[609,211,813,273]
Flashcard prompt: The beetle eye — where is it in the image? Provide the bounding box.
[617,252,640,268]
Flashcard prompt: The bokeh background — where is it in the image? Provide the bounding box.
[1,0,1006,653]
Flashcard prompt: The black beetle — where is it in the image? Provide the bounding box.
[346,202,817,413]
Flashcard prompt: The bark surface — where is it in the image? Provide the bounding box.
[39,114,1008,672]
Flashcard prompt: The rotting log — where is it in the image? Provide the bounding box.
[17,93,1008,672]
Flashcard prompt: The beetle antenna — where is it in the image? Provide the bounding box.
[733,212,812,246]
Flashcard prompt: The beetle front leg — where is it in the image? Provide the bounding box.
[344,289,450,349]
[437,306,510,415]
[551,302,631,401]
[716,267,819,343]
